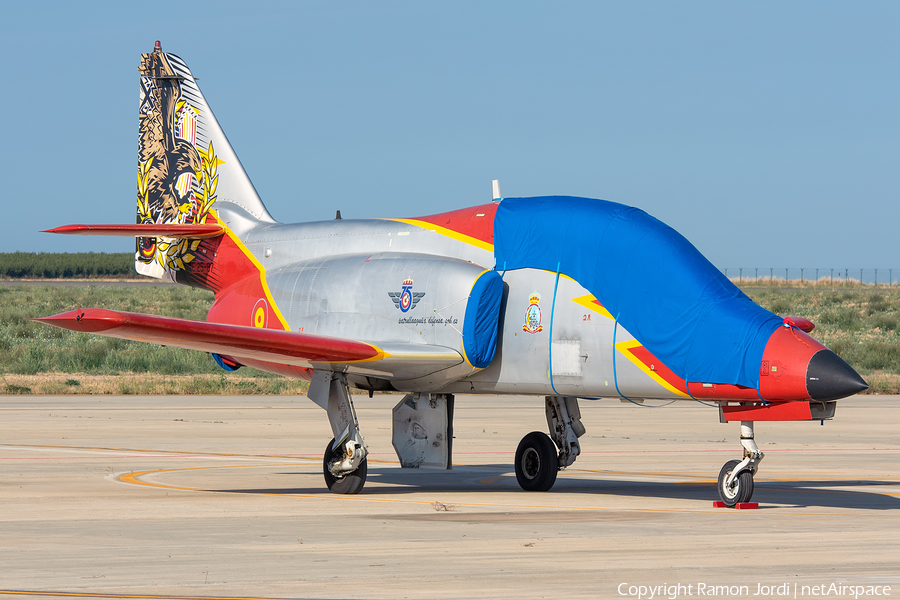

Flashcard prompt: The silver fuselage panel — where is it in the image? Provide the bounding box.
[226,209,680,400]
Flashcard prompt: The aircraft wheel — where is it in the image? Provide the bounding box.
[717,459,754,506]
[323,438,367,494]
[514,431,558,491]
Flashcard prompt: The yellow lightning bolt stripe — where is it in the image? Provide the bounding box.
[570,293,614,320]
[615,339,690,398]
[218,218,291,332]
[385,218,495,252]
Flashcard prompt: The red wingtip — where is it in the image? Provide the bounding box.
[41,225,79,234]
[32,309,125,333]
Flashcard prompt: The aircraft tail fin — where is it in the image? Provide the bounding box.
[135,41,275,278]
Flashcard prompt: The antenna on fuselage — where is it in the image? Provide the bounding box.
[491,179,502,202]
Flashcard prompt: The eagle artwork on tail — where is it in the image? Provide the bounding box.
[136,45,206,275]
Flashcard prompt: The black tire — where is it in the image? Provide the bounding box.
[323,437,367,494]
[717,459,754,506]
[514,431,559,491]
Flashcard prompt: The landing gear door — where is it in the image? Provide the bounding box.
[392,393,454,469]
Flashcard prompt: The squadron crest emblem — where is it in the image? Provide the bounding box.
[523,292,543,333]
[389,278,425,313]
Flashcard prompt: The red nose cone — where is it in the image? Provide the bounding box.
[758,325,867,401]
[758,325,823,401]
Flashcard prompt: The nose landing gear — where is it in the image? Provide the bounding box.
[717,459,754,505]
[717,421,764,507]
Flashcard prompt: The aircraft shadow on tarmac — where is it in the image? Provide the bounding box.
[213,464,900,511]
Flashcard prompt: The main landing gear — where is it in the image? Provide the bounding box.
[717,420,764,507]
[308,370,369,494]
[515,396,585,492]
[515,431,558,491]
[323,436,368,495]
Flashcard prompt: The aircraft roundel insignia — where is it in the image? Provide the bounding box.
[252,299,268,328]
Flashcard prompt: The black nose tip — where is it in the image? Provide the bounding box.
[806,349,868,401]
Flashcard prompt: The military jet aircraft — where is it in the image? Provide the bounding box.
[37,42,868,505]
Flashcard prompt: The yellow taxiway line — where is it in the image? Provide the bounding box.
[116,463,900,517]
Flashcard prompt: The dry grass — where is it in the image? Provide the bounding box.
[4,279,900,395]
[739,281,900,394]
[857,371,900,395]
[1,372,310,396]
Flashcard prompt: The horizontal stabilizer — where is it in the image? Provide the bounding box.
[33,309,463,379]
[42,224,225,238]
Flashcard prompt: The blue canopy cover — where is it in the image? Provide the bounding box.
[493,196,781,388]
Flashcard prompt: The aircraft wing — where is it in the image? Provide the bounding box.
[34,309,462,379]
[41,224,226,238]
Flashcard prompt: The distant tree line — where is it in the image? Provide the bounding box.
[0,252,134,278]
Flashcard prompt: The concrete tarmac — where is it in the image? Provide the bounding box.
[1,394,898,600]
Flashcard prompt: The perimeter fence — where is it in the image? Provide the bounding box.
[722,268,899,286]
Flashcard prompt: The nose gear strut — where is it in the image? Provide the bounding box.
[717,420,764,506]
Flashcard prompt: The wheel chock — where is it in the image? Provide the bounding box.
[713,501,759,509]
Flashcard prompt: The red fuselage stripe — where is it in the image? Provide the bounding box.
[409,202,498,247]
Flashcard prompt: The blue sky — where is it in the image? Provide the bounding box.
[1,2,897,272]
